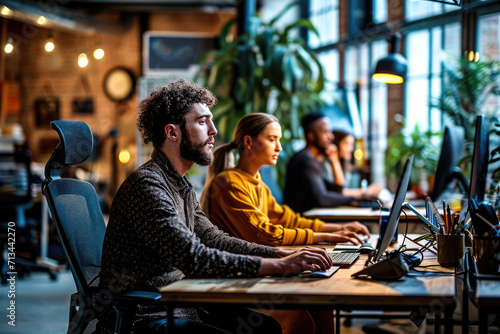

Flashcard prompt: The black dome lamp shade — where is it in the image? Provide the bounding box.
[372,33,407,84]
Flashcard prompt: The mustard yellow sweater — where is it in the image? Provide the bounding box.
[206,168,324,246]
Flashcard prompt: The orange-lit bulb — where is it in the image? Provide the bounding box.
[78,53,88,67]
[4,42,13,53]
[119,149,131,164]
[372,73,404,84]
[93,48,104,59]
[45,39,54,52]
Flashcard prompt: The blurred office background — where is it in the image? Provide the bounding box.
[0,0,499,333]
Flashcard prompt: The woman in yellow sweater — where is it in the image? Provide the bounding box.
[200,113,369,246]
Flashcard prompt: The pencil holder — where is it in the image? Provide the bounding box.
[473,236,500,275]
[437,234,465,267]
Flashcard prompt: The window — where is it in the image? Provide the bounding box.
[373,0,388,24]
[478,12,500,112]
[344,40,388,185]
[405,22,461,133]
[478,12,500,60]
[405,0,460,22]
[308,0,339,48]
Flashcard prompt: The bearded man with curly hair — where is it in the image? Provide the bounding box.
[98,79,333,334]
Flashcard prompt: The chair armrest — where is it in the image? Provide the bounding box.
[112,291,161,305]
[112,291,161,334]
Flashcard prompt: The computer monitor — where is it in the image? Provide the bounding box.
[431,125,467,201]
[469,115,489,202]
[374,155,414,262]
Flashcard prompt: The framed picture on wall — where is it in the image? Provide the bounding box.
[143,32,217,76]
[34,97,60,127]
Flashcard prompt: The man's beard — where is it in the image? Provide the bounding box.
[313,139,328,155]
[179,129,214,166]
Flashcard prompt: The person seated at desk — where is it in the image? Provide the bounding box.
[200,112,369,247]
[331,129,383,198]
[99,80,335,334]
[283,112,377,214]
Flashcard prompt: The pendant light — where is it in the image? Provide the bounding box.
[372,33,407,84]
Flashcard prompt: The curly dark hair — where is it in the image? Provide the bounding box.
[137,79,217,148]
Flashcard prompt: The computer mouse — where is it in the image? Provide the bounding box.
[358,243,375,254]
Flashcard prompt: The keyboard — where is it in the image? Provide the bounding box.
[355,200,381,208]
[329,252,360,268]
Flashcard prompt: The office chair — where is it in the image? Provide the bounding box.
[43,120,226,334]
[42,120,163,334]
[0,150,56,284]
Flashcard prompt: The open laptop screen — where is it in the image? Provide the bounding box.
[374,155,414,262]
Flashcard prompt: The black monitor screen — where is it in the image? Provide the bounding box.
[469,115,489,202]
[431,125,465,201]
[374,155,414,262]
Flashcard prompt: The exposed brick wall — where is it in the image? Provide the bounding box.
[2,10,234,200]
[386,0,405,138]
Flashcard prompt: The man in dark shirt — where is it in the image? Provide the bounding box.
[99,79,333,333]
[284,113,375,213]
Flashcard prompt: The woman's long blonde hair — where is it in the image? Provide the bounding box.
[200,113,279,214]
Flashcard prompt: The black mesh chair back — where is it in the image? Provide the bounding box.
[42,120,102,333]
[45,178,105,291]
[42,120,161,334]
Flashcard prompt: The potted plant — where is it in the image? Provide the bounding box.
[385,122,441,195]
[433,56,500,200]
[195,1,326,188]
[433,56,500,143]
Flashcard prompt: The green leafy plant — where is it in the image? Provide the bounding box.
[385,123,441,190]
[433,56,500,142]
[195,1,326,188]
[433,56,500,196]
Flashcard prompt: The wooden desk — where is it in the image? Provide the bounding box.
[302,207,428,222]
[160,245,455,333]
[475,278,500,333]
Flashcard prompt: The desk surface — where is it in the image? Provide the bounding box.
[476,279,500,308]
[160,247,455,310]
[302,207,427,222]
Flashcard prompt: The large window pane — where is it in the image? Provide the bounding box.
[406,30,430,131]
[318,49,339,84]
[478,12,500,60]
[405,0,459,22]
[373,0,388,24]
[478,13,500,111]
[309,0,339,48]
[444,22,461,58]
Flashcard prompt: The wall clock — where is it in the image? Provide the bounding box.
[103,67,135,102]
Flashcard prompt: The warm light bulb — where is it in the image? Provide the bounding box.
[78,53,88,67]
[354,149,364,161]
[4,42,13,53]
[45,40,54,52]
[468,50,474,62]
[372,73,404,84]
[119,149,131,164]
[474,52,480,63]
[1,6,12,16]
[37,16,47,25]
[93,48,104,59]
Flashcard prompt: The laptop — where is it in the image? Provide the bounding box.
[351,155,414,279]
[303,155,414,278]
